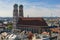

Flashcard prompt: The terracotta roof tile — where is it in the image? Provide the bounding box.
[17,17,48,26]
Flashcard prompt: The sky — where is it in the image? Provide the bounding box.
[0,0,60,17]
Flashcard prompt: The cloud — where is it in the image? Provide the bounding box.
[24,4,60,17]
[24,6,50,17]
[0,0,60,17]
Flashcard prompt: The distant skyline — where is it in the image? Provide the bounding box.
[0,0,60,17]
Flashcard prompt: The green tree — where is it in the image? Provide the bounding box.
[7,25,13,30]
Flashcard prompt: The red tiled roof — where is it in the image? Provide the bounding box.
[21,17,43,21]
[17,17,48,26]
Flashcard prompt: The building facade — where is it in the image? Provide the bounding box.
[13,4,48,33]
[17,17,48,33]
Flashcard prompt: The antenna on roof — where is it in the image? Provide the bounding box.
[27,14,29,17]
[51,13,53,17]
[50,8,53,17]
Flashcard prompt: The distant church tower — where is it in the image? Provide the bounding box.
[19,5,23,17]
[13,4,18,29]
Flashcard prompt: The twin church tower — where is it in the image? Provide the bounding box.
[13,4,23,17]
[13,4,23,28]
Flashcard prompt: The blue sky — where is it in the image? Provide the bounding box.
[0,0,60,17]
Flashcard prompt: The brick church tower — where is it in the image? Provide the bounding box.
[19,5,23,17]
[13,4,18,29]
